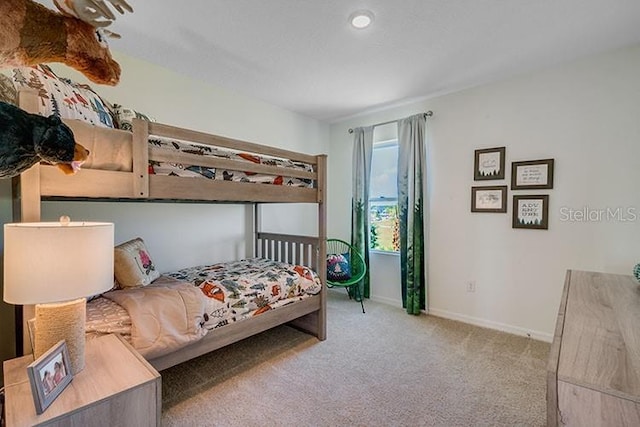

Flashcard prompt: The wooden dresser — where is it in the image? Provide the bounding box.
[547,270,640,426]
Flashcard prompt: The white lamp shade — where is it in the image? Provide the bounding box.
[4,221,114,304]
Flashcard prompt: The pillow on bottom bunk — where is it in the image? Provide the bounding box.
[114,237,161,288]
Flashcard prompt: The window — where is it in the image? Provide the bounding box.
[369,140,399,252]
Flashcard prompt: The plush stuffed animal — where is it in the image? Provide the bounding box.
[53,0,132,35]
[0,101,89,178]
[0,0,132,86]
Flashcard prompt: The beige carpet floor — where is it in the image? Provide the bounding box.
[161,290,549,426]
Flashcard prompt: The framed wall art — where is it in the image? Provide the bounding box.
[471,186,508,213]
[512,195,549,229]
[27,340,73,414]
[511,159,554,190]
[474,147,506,180]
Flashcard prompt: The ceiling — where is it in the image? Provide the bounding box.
[81,1,640,122]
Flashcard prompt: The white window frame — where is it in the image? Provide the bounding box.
[369,139,399,254]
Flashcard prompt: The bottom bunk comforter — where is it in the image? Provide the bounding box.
[86,258,322,359]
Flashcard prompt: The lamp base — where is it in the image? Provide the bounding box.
[34,298,86,374]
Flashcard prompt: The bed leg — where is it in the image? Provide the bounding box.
[289,309,325,341]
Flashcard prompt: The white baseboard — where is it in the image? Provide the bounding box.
[364,294,553,343]
[369,295,402,307]
[428,307,553,343]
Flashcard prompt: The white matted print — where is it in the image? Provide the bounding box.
[511,159,554,189]
[471,186,507,213]
[513,195,549,229]
[474,147,505,180]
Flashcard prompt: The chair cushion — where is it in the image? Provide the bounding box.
[327,253,352,282]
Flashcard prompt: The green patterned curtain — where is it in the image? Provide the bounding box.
[397,114,427,315]
[351,127,373,299]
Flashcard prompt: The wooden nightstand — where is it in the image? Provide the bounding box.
[3,334,161,427]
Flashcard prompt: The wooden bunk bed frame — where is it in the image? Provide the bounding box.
[13,90,327,371]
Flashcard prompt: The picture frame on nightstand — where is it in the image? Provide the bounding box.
[27,340,73,414]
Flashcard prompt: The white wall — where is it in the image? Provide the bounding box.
[329,44,640,340]
[0,51,329,272]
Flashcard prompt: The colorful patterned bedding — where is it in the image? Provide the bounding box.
[166,258,322,329]
[86,295,132,340]
[86,258,322,343]
[149,135,314,187]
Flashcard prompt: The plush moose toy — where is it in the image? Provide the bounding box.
[0,101,89,178]
[0,0,132,86]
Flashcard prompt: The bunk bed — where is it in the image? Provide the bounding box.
[13,89,327,371]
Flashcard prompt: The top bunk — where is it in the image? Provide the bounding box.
[16,89,327,206]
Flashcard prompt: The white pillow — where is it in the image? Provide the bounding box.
[114,238,160,288]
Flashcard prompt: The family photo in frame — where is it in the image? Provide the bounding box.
[27,340,73,414]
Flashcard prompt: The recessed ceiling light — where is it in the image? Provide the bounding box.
[349,10,374,29]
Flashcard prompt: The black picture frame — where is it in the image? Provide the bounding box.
[511,159,554,190]
[512,195,549,229]
[474,147,506,180]
[471,186,508,213]
[27,340,73,414]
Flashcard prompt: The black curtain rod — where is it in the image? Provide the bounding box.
[348,111,433,134]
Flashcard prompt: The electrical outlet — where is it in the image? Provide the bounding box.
[466,281,476,292]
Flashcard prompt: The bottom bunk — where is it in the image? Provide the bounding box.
[86,239,326,371]
[152,292,322,371]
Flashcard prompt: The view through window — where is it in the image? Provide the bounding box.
[370,140,399,252]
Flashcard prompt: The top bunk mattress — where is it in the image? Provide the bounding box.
[67,120,315,188]
[149,135,314,187]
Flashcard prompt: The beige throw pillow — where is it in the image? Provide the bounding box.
[114,238,160,288]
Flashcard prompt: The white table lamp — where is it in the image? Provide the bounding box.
[3,217,114,374]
